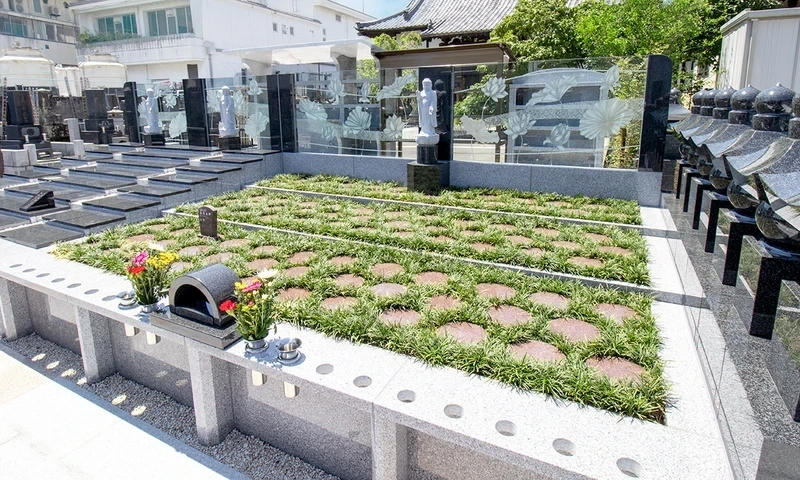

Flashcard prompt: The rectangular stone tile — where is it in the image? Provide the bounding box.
[0,224,83,249]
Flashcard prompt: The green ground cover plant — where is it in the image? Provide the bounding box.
[257,174,642,225]
[175,189,651,285]
[53,216,667,422]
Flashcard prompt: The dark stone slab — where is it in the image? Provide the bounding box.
[0,178,24,188]
[83,194,161,212]
[61,152,114,161]
[143,133,166,146]
[216,136,241,150]
[0,213,27,229]
[183,78,211,147]
[407,161,444,195]
[44,209,125,229]
[97,156,189,169]
[41,175,136,191]
[0,223,83,248]
[149,311,241,350]
[73,164,154,178]
[197,154,263,165]
[176,164,241,174]
[118,184,191,197]
[122,81,141,143]
[5,170,53,180]
[638,54,672,171]
[5,184,97,202]
[756,439,800,479]
[149,173,218,185]
[0,196,69,216]
[768,332,800,422]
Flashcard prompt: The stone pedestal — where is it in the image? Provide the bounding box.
[217,136,241,150]
[407,161,447,195]
[143,133,166,146]
[417,144,437,164]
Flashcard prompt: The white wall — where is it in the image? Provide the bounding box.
[0,35,77,65]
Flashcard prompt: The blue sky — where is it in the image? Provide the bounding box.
[339,0,409,19]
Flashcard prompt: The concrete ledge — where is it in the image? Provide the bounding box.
[282,152,409,184]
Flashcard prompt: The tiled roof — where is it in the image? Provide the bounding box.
[356,0,519,39]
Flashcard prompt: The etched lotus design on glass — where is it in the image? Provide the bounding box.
[579,98,635,140]
[299,99,328,121]
[137,100,147,125]
[383,114,405,140]
[247,78,263,97]
[601,65,621,92]
[504,110,535,141]
[327,78,345,104]
[359,82,371,103]
[481,76,508,102]
[244,111,269,138]
[376,73,416,101]
[233,90,245,114]
[461,115,499,144]
[544,123,571,149]
[206,90,219,113]
[321,123,337,142]
[168,112,186,138]
[344,107,371,136]
[526,75,578,106]
[164,92,177,109]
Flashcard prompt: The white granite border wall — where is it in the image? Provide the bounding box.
[0,238,732,480]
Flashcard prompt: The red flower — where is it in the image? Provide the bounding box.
[219,299,237,313]
[127,265,145,275]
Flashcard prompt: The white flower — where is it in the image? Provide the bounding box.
[147,242,165,252]
[247,78,263,97]
[526,75,578,106]
[206,90,219,113]
[376,73,416,101]
[461,115,499,144]
[504,110,535,141]
[164,92,177,109]
[343,107,371,136]
[168,112,187,138]
[244,111,269,138]
[601,65,621,92]
[299,99,328,121]
[481,76,508,102]
[383,114,405,140]
[257,268,279,280]
[327,78,345,104]
[543,123,571,149]
[579,98,635,140]
[359,82,371,103]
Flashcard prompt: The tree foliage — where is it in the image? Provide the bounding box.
[490,0,584,61]
[357,32,422,80]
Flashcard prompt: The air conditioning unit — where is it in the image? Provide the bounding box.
[14,0,24,13]
[49,6,60,16]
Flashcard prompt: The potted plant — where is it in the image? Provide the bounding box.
[126,249,178,312]
[219,269,279,353]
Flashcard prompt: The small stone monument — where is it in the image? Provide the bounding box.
[199,206,218,239]
[0,90,51,156]
[217,86,241,150]
[142,88,165,146]
[407,78,447,195]
[81,89,114,145]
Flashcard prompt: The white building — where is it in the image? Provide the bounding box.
[68,0,373,83]
[0,0,79,66]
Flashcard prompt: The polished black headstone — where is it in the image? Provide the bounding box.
[5,90,35,125]
[199,205,218,239]
[183,78,210,147]
[267,74,297,152]
[19,190,55,212]
[638,55,672,171]
[84,89,109,120]
[122,81,140,143]
[419,67,454,162]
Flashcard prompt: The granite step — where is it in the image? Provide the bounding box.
[70,164,156,179]
[61,152,114,162]
[96,156,190,169]
[149,172,218,185]
[0,212,28,230]
[197,154,264,165]
[82,194,161,212]
[176,163,242,174]
[114,146,220,159]
[4,170,54,181]
[0,195,70,217]
[0,177,27,189]
[4,184,100,203]
[44,209,126,231]
[39,174,137,191]
[0,222,83,248]
[118,184,192,198]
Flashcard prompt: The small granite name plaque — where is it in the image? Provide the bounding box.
[19,190,55,212]
[199,205,218,239]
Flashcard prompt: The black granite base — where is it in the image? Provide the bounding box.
[769,333,800,421]
[143,134,166,146]
[149,311,241,349]
[691,177,715,229]
[407,161,444,195]
[217,136,241,150]
[722,211,761,286]
[703,191,733,253]
[417,145,438,164]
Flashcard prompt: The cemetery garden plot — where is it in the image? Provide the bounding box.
[173,189,650,285]
[54,216,667,422]
[257,174,643,225]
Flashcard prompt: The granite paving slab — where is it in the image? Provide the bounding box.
[40,175,136,191]
[96,156,189,169]
[0,196,69,217]
[197,154,263,165]
[149,173,218,185]
[5,184,98,203]
[72,165,155,178]
[5,170,52,180]
[82,194,161,212]
[0,213,27,230]
[0,178,25,188]
[43,209,125,229]
[117,184,191,198]
[176,164,242,174]
[61,152,113,161]
[0,223,83,248]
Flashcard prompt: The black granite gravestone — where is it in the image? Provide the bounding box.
[638,55,672,171]
[1,90,48,152]
[82,89,113,144]
[266,74,298,152]
[121,81,140,143]
[183,78,210,147]
[199,205,218,239]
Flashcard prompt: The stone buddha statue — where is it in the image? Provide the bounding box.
[144,88,161,134]
[218,86,237,138]
[416,78,439,146]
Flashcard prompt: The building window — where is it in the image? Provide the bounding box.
[272,22,277,32]
[148,6,193,36]
[335,14,341,22]
[323,28,326,35]
[97,14,137,35]
[289,26,294,35]
[281,24,286,34]
[33,0,41,14]
[0,14,29,37]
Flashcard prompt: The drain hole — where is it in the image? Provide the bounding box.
[552,438,575,456]
[617,458,643,478]
[84,289,99,295]
[10,264,22,268]
[23,268,35,273]
[67,283,81,289]
[444,404,463,419]
[353,376,372,388]
[52,278,64,283]
[102,295,117,302]
[397,390,416,403]
[315,364,334,375]
[495,420,516,437]
[36,273,50,278]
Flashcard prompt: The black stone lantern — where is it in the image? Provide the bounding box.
[752,83,795,132]
[690,90,704,115]
[707,85,761,190]
[713,87,737,120]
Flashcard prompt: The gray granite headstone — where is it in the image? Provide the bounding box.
[199,206,218,239]
[66,118,81,142]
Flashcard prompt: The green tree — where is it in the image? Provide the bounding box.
[357,32,422,80]
[490,0,585,61]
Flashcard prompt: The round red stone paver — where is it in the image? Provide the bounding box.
[506,235,531,245]
[152,239,176,249]
[352,215,372,222]
[509,340,566,363]
[384,211,405,218]
[462,230,481,236]
[287,251,315,265]
[533,228,560,238]
[370,263,404,278]
[124,234,155,244]
[170,229,195,237]
[169,261,193,273]
[586,357,645,383]
[253,245,279,256]
[568,257,604,268]
[426,295,462,310]
[524,247,544,256]
[549,318,601,343]
[529,292,570,310]
[148,224,170,231]
[370,283,407,297]
[247,258,278,271]
[415,272,449,285]
[282,266,310,279]
[395,231,414,238]
[424,225,445,233]
[178,245,210,257]
[386,220,412,229]
[492,224,516,232]
[598,246,633,256]
[476,283,516,300]
[334,274,365,288]
[430,235,453,244]
[205,252,233,263]
[323,212,340,219]
[471,242,495,252]
[379,309,421,326]
[220,239,249,249]
[595,303,637,324]
[321,296,358,310]
[437,322,488,345]
[353,207,374,215]
[329,255,356,267]
[585,233,611,244]
[488,305,532,326]
[552,241,581,250]
[277,288,312,302]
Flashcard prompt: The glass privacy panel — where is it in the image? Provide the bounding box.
[135,81,186,142]
[201,77,270,148]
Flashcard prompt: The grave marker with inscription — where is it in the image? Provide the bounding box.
[199,206,218,239]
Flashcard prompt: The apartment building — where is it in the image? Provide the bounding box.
[0,0,78,65]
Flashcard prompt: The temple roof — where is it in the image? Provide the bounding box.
[356,0,519,40]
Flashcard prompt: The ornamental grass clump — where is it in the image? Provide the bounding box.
[220,270,279,341]
[126,249,178,305]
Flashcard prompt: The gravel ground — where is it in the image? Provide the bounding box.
[2,334,338,480]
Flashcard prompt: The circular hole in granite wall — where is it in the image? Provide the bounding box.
[617,458,643,478]
[67,283,81,289]
[444,404,463,419]
[102,295,117,302]
[353,376,372,388]
[316,364,334,375]
[10,264,22,268]
[23,268,35,273]
[36,273,50,278]
[552,438,576,456]
[397,390,416,403]
[495,420,516,437]
[52,278,64,283]
[84,289,99,295]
